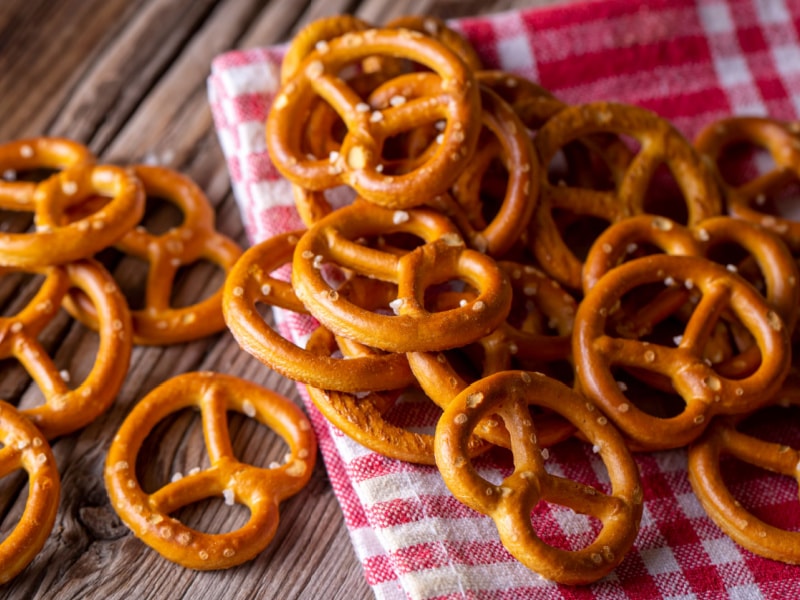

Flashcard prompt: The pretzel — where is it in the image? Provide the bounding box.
[0,155,145,268]
[223,230,415,392]
[64,165,242,345]
[384,16,483,72]
[1,259,132,439]
[532,102,722,290]
[695,116,800,253]
[0,400,60,584]
[688,370,800,564]
[105,371,316,570]
[582,215,799,376]
[435,370,643,585]
[574,254,791,450]
[266,27,481,209]
[291,201,512,352]
[407,261,577,448]
[0,137,94,207]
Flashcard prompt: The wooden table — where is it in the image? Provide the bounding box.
[0,0,565,597]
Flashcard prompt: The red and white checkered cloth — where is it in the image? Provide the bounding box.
[208,1,800,597]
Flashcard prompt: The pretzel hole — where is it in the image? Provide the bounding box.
[719,406,800,531]
[610,367,685,419]
[552,210,610,263]
[715,141,777,188]
[136,408,211,495]
[91,249,150,311]
[227,410,292,471]
[0,209,33,234]
[381,386,442,435]
[641,164,689,225]
[170,495,252,536]
[138,195,185,236]
[546,144,617,191]
[169,259,226,309]
[0,468,30,538]
[743,178,800,221]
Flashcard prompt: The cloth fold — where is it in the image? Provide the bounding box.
[208,1,800,597]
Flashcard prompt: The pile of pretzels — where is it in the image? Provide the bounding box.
[221,14,800,585]
[0,139,318,579]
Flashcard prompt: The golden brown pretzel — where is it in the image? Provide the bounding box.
[266,27,481,208]
[574,254,791,450]
[532,102,722,290]
[688,370,800,563]
[695,116,800,253]
[0,157,145,268]
[291,201,512,352]
[223,230,415,392]
[435,370,643,585]
[0,137,94,207]
[1,260,132,439]
[105,371,316,570]
[64,165,242,345]
[384,15,483,72]
[0,400,60,584]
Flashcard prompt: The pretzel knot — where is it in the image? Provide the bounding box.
[1,259,132,439]
[532,102,722,290]
[0,148,145,267]
[435,370,643,585]
[574,254,791,450]
[223,230,415,392]
[688,372,800,564]
[266,27,481,209]
[105,371,317,570]
[291,202,512,352]
[0,400,60,584]
[64,165,242,345]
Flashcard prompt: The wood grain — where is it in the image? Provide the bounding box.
[0,0,566,597]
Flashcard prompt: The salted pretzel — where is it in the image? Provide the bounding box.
[695,116,800,253]
[1,259,132,439]
[291,201,512,353]
[582,215,799,377]
[223,230,415,392]
[0,400,60,584]
[532,102,722,290]
[105,371,316,570]
[384,16,483,72]
[0,152,144,267]
[266,27,481,209]
[0,137,94,207]
[688,370,800,564]
[574,254,791,450]
[435,370,643,585]
[64,165,242,345]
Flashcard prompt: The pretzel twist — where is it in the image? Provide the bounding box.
[0,400,60,584]
[435,370,643,585]
[267,28,481,208]
[574,254,791,450]
[695,116,800,253]
[532,102,722,290]
[0,158,145,267]
[688,371,800,564]
[223,230,415,392]
[1,260,132,439]
[64,165,242,345]
[105,371,316,570]
[291,201,512,352]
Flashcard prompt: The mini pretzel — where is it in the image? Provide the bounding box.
[64,165,242,345]
[0,157,145,268]
[384,16,483,72]
[266,27,481,209]
[291,201,512,352]
[1,259,132,439]
[695,116,800,253]
[688,370,800,564]
[435,370,643,585]
[223,230,415,392]
[0,137,93,207]
[532,102,722,290]
[105,371,316,570]
[574,254,791,450]
[0,400,60,584]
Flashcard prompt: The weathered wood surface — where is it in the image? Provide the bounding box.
[0,0,564,598]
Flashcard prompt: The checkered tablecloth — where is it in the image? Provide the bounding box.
[207,1,800,597]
